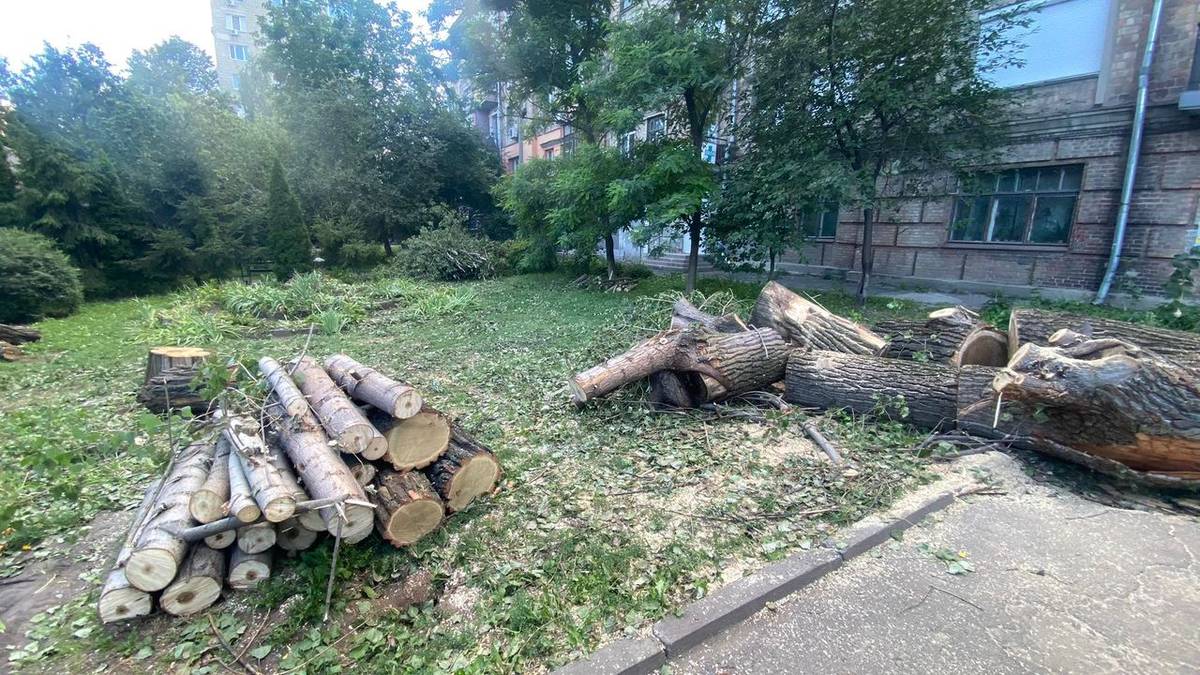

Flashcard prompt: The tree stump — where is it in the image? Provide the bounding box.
[369,406,452,470]
[228,549,272,590]
[374,469,444,547]
[159,545,225,617]
[1008,308,1200,368]
[325,353,423,419]
[292,356,387,459]
[138,347,215,414]
[425,427,502,511]
[750,281,886,354]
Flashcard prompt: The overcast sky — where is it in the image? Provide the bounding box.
[0,0,433,73]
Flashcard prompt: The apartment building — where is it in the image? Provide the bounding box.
[210,0,274,96]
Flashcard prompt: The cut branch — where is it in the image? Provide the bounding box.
[750,281,886,354]
[258,356,308,417]
[325,353,422,419]
[98,479,160,623]
[292,356,387,459]
[224,416,295,522]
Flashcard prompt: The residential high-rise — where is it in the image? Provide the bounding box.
[210,0,274,96]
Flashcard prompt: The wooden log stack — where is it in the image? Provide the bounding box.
[99,351,502,623]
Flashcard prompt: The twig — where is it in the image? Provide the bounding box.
[322,505,345,622]
[208,613,262,675]
[287,324,316,376]
[235,613,272,660]
[930,584,984,611]
[278,620,368,675]
[802,419,842,465]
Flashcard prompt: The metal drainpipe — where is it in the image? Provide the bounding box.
[1094,0,1166,304]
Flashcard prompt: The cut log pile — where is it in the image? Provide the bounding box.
[0,323,40,362]
[571,280,1200,488]
[102,351,501,623]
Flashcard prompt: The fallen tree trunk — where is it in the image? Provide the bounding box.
[368,406,451,471]
[374,469,444,547]
[0,324,40,344]
[877,307,1008,367]
[188,438,230,524]
[292,356,387,459]
[426,427,502,512]
[750,281,886,355]
[225,416,295,522]
[258,356,308,417]
[227,448,261,524]
[276,518,318,552]
[228,549,271,590]
[325,353,422,419]
[570,326,789,405]
[138,347,215,414]
[125,440,216,592]
[784,350,958,430]
[651,299,748,408]
[1008,308,1200,368]
[98,479,160,623]
[237,521,276,554]
[159,545,224,617]
[669,297,747,332]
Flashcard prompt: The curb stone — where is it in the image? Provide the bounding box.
[552,485,966,674]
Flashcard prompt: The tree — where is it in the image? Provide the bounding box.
[733,0,1021,302]
[601,0,759,292]
[549,144,632,277]
[265,158,311,280]
[127,37,220,98]
[494,157,560,272]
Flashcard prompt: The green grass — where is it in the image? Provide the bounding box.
[5,271,1079,672]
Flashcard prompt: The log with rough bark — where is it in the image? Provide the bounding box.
[228,549,271,590]
[344,456,377,487]
[651,298,750,408]
[368,406,451,470]
[784,350,958,430]
[236,521,276,554]
[1008,308,1200,368]
[292,356,387,459]
[0,341,22,362]
[325,353,423,419]
[125,440,216,592]
[269,402,374,543]
[268,440,326,533]
[258,356,308,417]
[138,347,215,414]
[374,469,444,547]
[276,517,319,552]
[570,326,790,405]
[159,545,225,617]
[98,479,160,623]
[0,324,40,344]
[669,297,747,332]
[877,307,1008,367]
[189,437,231,524]
[225,416,295,522]
[227,448,261,524]
[426,427,502,511]
[750,281,887,355]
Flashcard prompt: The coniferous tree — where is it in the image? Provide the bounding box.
[265,158,311,280]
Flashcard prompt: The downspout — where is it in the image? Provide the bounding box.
[1094,0,1166,304]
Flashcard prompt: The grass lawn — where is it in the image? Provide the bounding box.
[1,269,1120,672]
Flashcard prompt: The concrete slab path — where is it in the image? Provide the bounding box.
[670,454,1200,674]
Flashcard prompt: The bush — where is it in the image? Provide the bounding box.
[338,242,388,270]
[620,262,654,279]
[501,238,557,275]
[395,219,501,282]
[0,228,84,323]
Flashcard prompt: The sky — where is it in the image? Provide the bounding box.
[0,0,433,73]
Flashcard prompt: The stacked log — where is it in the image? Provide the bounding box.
[1008,308,1200,368]
[876,307,1008,367]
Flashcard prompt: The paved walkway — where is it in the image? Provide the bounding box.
[670,454,1200,674]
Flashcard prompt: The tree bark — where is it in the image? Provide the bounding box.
[292,355,388,459]
[0,324,40,344]
[125,440,216,592]
[425,427,502,512]
[268,441,325,533]
[669,297,746,333]
[227,448,261,524]
[877,307,1008,367]
[236,521,276,554]
[686,211,702,294]
[269,402,374,544]
[368,405,452,471]
[138,347,215,414]
[159,545,225,617]
[228,549,272,590]
[651,298,749,408]
[1008,308,1200,368]
[258,356,308,417]
[225,416,295,522]
[189,437,231,524]
[343,455,377,487]
[750,281,887,355]
[570,326,790,405]
[374,469,444,547]
[605,233,617,281]
[856,206,874,304]
[98,479,160,623]
[784,350,958,430]
[276,517,319,552]
[324,353,422,420]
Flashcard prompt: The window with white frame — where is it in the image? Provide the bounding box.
[619,132,636,157]
[229,44,250,61]
[797,204,839,240]
[950,164,1082,245]
[226,14,247,32]
[646,114,666,141]
[983,0,1111,88]
[230,74,241,90]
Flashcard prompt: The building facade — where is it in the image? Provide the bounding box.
[210,0,274,97]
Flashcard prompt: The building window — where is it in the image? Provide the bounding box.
[229,44,250,61]
[983,0,1111,88]
[508,156,520,172]
[798,204,839,240]
[230,74,241,90]
[544,148,554,159]
[950,164,1082,245]
[620,0,638,11]
[619,132,636,157]
[646,114,666,141]
[226,14,247,32]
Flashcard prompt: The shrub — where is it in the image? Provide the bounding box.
[338,242,388,270]
[620,262,654,279]
[265,159,312,281]
[0,228,84,323]
[395,219,501,282]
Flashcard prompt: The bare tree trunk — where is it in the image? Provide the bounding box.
[1008,308,1200,368]
[686,211,702,294]
[856,206,874,304]
[605,233,617,281]
[876,307,1008,367]
[750,281,886,354]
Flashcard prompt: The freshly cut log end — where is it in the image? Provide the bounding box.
[427,429,502,511]
[370,407,452,470]
[1008,308,1200,368]
[98,571,152,624]
[237,522,276,554]
[750,281,886,355]
[204,529,236,550]
[124,548,179,593]
[160,545,225,617]
[374,470,444,547]
[293,356,388,458]
[345,458,378,487]
[877,307,1008,367]
[226,417,297,523]
[297,508,328,533]
[325,354,423,419]
[227,450,262,524]
[228,550,272,590]
[956,329,1008,368]
[277,518,319,551]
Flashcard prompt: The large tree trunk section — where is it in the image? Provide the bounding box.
[292,356,388,459]
[374,469,444,547]
[784,350,958,430]
[570,326,790,405]
[98,480,160,624]
[425,428,502,512]
[228,549,272,590]
[750,281,886,355]
[258,356,308,417]
[0,324,40,344]
[276,518,319,552]
[1008,308,1200,368]
[125,440,216,592]
[670,298,747,333]
[268,442,325,533]
[237,521,276,554]
[270,404,374,543]
[325,354,422,419]
[225,416,295,522]
[159,545,225,617]
[138,347,215,414]
[369,406,452,471]
[651,299,748,408]
[189,437,231,524]
[227,448,261,524]
[877,307,1008,367]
